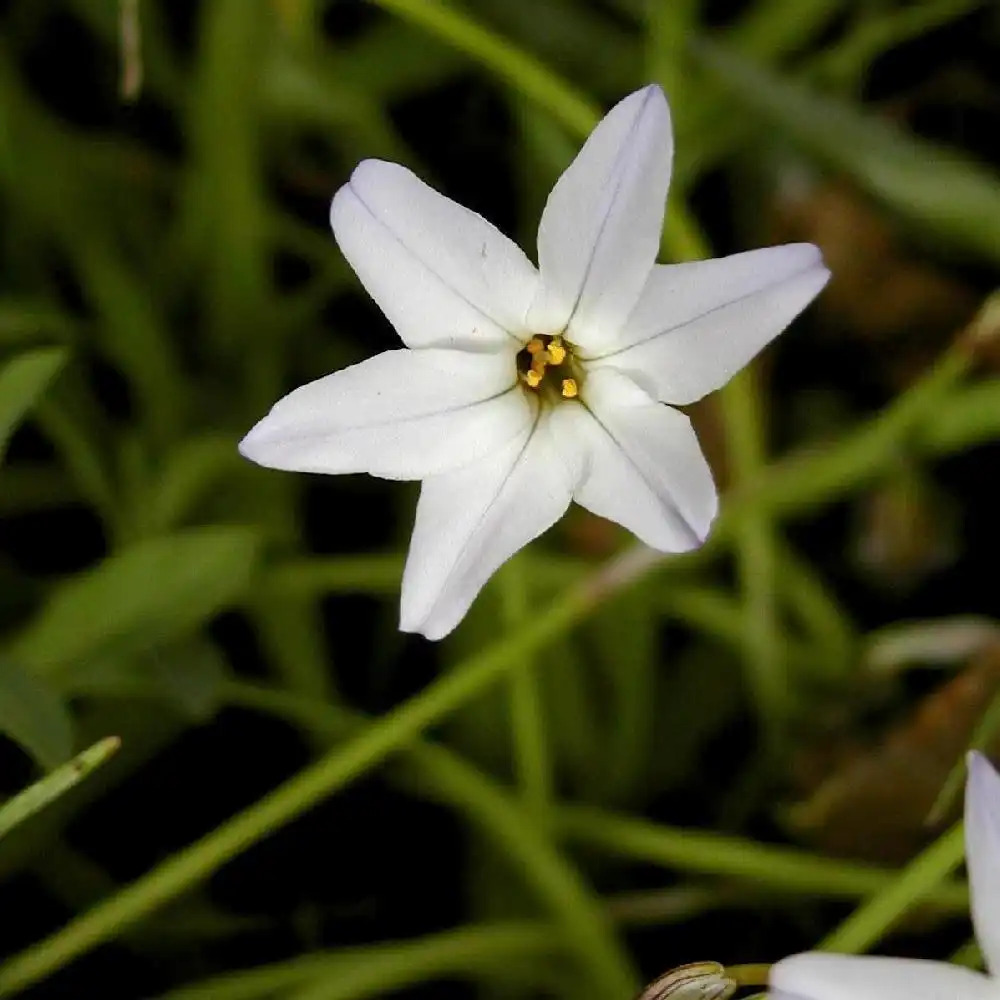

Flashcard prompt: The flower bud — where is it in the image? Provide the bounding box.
[638,961,737,1000]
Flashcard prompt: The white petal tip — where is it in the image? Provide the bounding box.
[968,751,1000,800]
[237,423,268,466]
[398,611,449,643]
[638,81,666,103]
[328,182,352,236]
[630,82,670,129]
[237,418,297,473]
[329,159,388,234]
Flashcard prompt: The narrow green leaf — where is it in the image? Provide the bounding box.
[820,821,966,954]
[143,434,244,534]
[151,922,560,1000]
[0,347,67,464]
[922,377,1000,456]
[695,39,1000,266]
[0,736,121,840]
[814,0,982,90]
[726,0,844,61]
[0,300,76,347]
[64,639,229,722]
[0,658,73,769]
[9,527,260,678]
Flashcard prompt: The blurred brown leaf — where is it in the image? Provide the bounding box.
[789,644,1000,864]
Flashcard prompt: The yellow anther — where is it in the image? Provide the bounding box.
[547,340,567,365]
[524,369,543,388]
[525,338,545,355]
[561,378,578,398]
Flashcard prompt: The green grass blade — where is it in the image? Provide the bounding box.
[0,736,121,841]
[0,347,67,464]
[695,39,1000,266]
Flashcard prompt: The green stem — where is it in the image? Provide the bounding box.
[498,556,551,821]
[556,805,969,909]
[397,746,636,999]
[775,537,855,681]
[0,584,597,996]
[152,922,562,1000]
[819,821,967,954]
[227,683,634,1000]
[731,343,971,525]
[927,688,1000,826]
[227,684,944,915]
[727,963,770,987]
[720,367,785,747]
[366,0,598,137]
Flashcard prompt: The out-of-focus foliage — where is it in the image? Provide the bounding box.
[0,1,998,998]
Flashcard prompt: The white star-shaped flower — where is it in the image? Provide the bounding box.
[240,85,829,639]
[769,752,1000,1000]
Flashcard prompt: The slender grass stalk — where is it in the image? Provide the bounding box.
[0,583,599,996]
[498,556,552,821]
[660,586,749,649]
[645,0,699,106]
[0,738,121,841]
[152,922,563,1000]
[720,367,786,748]
[775,537,855,680]
[365,0,599,137]
[950,938,983,969]
[227,683,634,1000]
[819,821,967,954]
[230,684,973,919]
[928,688,1000,826]
[556,805,969,910]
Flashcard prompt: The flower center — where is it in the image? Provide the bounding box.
[516,335,582,402]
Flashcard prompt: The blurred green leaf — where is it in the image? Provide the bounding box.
[813,0,983,91]
[0,657,73,769]
[141,434,245,535]
[150,921,561,1000]
[922,377,1000,456]
[0,347,67,465]
[77,248,183,447]
[327,17,464,103]
[0,300,77,347]
[9,527,261,678]
[64,638,230,722]
[264,45,412,164]
[726,0,844,61]
[585,586,658,805]
[0,735,120,841]
[695,39,1000,266]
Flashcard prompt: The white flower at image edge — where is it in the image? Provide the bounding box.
[240,84,830,640]
[769,752,1000,1000]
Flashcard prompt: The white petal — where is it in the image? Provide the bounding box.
[239,348,530,481]
[330,160,540,349]
[769,953,994,1000]
[588,244,830,404]
[559,367,717,551]
[966,752,1000,975]
[400,415,572,639]
[528,86,673,352]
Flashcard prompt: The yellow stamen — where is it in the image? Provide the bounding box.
[547,339,567,365]
[561,378,578,398]
[525,338,545,355]
[524,369,543,388]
